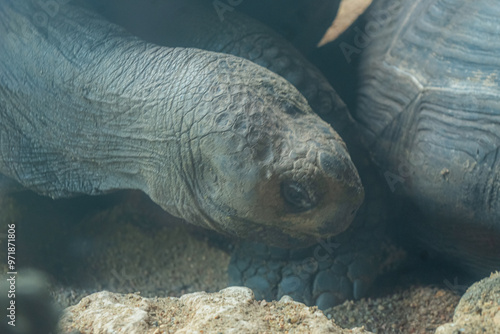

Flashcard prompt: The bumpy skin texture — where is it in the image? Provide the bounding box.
[0,0,390,310]
[92,0,352,134]
[356,0,500,275]
[0,0,364,247]
[92,0,395,308]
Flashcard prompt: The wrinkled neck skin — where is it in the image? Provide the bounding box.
[0,0,364,246]
[95,0,355,135]
[95,0,368,182]
[0,0,216,225]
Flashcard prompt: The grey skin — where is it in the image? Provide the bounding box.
[0,0,364,247]
[356,0,500,276]
[218,0,500,308]
[88,0,394,309]
[91,0,353,135]
[98,0,500,308]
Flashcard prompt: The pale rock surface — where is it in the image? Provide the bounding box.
[435,272,500,334]
[59,287,372,334]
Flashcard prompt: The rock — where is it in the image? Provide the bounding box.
[435,272,500,334]
[58,287,372,333]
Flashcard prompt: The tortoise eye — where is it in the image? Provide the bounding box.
[281,180,315,212]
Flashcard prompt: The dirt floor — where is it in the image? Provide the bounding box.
[0,190,467,333]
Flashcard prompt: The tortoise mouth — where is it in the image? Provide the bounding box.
[220,214,359,249]
[231,220,323,248]
[192,152,364,248]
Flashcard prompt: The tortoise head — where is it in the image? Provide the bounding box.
[151,57,364,248]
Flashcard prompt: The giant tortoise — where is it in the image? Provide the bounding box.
[0,0,499,315]
[354,0,500,278]
[0,0,364,247]
[1,0,386,311]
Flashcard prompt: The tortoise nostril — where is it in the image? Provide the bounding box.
[281,180,315,212]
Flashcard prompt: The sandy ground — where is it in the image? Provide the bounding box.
[0,190,465,333]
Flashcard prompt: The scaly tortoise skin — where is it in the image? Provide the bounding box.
[0,0,364,249]
[0,0,389,310]
[94,1,500,308]
[1,0,498,311]
[354,0,500,277]
[91,0,395,308]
